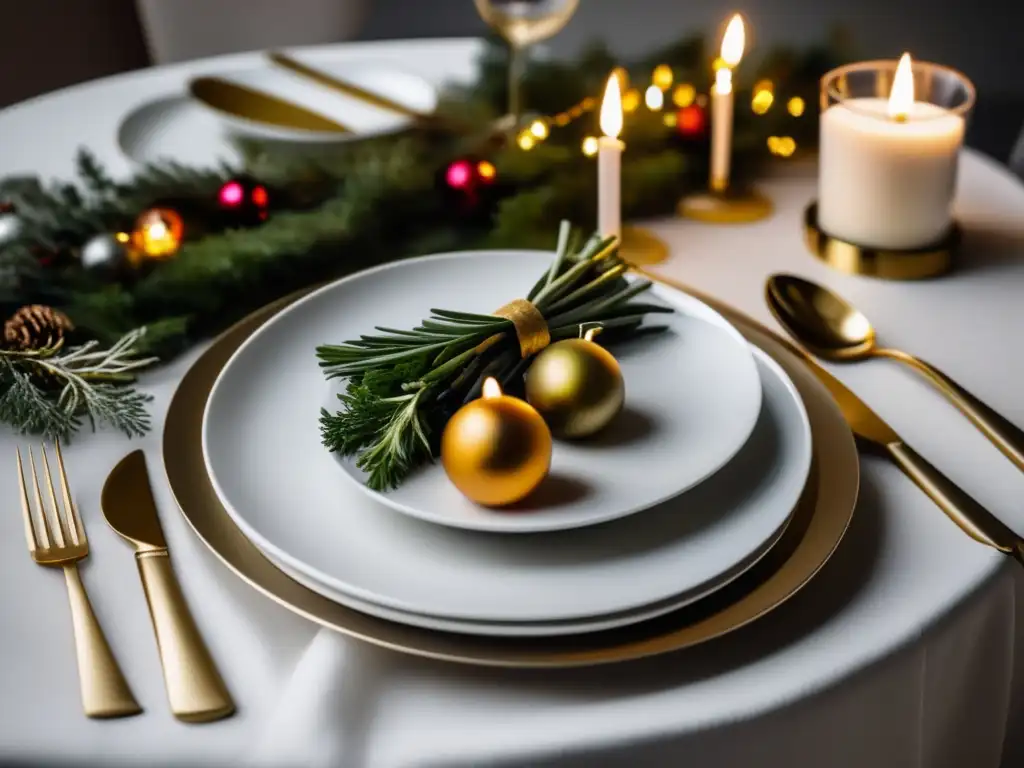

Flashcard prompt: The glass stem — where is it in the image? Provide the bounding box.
[508,44,523,125]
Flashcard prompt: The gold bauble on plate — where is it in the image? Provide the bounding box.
[525,331,624,439]
[441,377,552,507]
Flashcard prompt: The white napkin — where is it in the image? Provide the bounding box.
[248,631,388,768]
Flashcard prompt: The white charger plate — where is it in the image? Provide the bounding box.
[258,347,807,636]
[203,252,811,623]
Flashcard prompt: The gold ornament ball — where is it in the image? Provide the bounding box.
[441,387,552,507]
[132,207,184,261]
[526,338,624,439]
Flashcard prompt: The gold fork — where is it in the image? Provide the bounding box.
[16,442,141,718]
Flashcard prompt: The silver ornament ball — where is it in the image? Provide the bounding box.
[81,233,130,271]
[0,212,24,246]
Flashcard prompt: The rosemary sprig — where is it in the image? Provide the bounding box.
[317,222,673,491]
[0,328,158,441]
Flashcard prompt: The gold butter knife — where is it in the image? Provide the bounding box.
[189,76,350,134]
[637,268,1024,565]
[102,450,235,722]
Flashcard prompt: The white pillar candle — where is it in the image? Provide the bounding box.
[709,14,745,193]
[598,73,624,239]
[709,68,734,192]
[818,54,965,249]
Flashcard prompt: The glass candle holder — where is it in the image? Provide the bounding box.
[818,59,975,250]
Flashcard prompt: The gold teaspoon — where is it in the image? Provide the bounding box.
[766,274,1024,473]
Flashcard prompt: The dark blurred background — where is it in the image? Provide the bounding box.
[4,0,1023,164]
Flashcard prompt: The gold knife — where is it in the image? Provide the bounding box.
[799,355,1024,563]
[189,76,350,134]
[102,450,235,722]
[637,268,1024,564]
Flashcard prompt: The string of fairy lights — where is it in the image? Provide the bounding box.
[514,64,806,159]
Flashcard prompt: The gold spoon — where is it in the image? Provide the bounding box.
[766,274,1024,473]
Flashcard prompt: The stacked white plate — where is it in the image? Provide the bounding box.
[202,251,813,637]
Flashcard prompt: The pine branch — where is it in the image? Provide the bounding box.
[0,328,158,440]
[0,362,77,439]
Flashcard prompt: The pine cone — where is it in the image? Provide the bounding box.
[4,305,74,350]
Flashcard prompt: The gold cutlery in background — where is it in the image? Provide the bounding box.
[16,442,141,718]
[189,76,350,134]
[267,51,484,136]
[268,51,423,119]
[102,450,234,723]
[634,267,1024,565]
[766,274,1024,473]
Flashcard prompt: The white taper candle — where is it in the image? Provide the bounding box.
[597,73,624,239]
[709,68,734,192]
[709,14,745,193]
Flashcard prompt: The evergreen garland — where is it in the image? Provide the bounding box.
[0,33,849,439]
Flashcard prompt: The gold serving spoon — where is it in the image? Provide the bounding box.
[766,274,1024,472]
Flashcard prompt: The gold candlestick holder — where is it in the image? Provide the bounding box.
[678,183,774,224]
[616,225,669,265]
[803,202,959,280]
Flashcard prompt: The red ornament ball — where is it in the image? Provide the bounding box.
[445,159,474,190]
[219,181,245,207]
[218,178,271,225]
[676,104,707,138]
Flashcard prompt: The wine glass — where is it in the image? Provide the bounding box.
[473,0,580,123]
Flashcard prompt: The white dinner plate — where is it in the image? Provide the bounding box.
[203,252,811,623]
[192,60,437,142]
[205,250,763,535]
[258,347,806,636]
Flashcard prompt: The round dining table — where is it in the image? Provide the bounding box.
[1,38,1023,768]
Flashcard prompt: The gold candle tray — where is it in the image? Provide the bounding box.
[804,202,959,280]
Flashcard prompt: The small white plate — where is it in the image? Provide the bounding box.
[258,347,804,637]
[331,272,762,533]
[192,61,437,143]
[203,252,812,624]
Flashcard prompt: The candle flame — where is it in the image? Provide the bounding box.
[720,14,745,68]
[482,377,502,399]
[888,52,914,120]
[600,73,623,139]
[715,67,733,96]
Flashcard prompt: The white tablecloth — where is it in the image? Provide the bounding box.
[2,39,1024,768]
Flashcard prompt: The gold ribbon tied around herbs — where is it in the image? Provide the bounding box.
[478,298,550,358]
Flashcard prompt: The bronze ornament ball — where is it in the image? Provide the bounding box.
[526,337,625,439]
[441,379,552,507]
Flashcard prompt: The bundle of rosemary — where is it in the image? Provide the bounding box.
[317,222,673,491]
